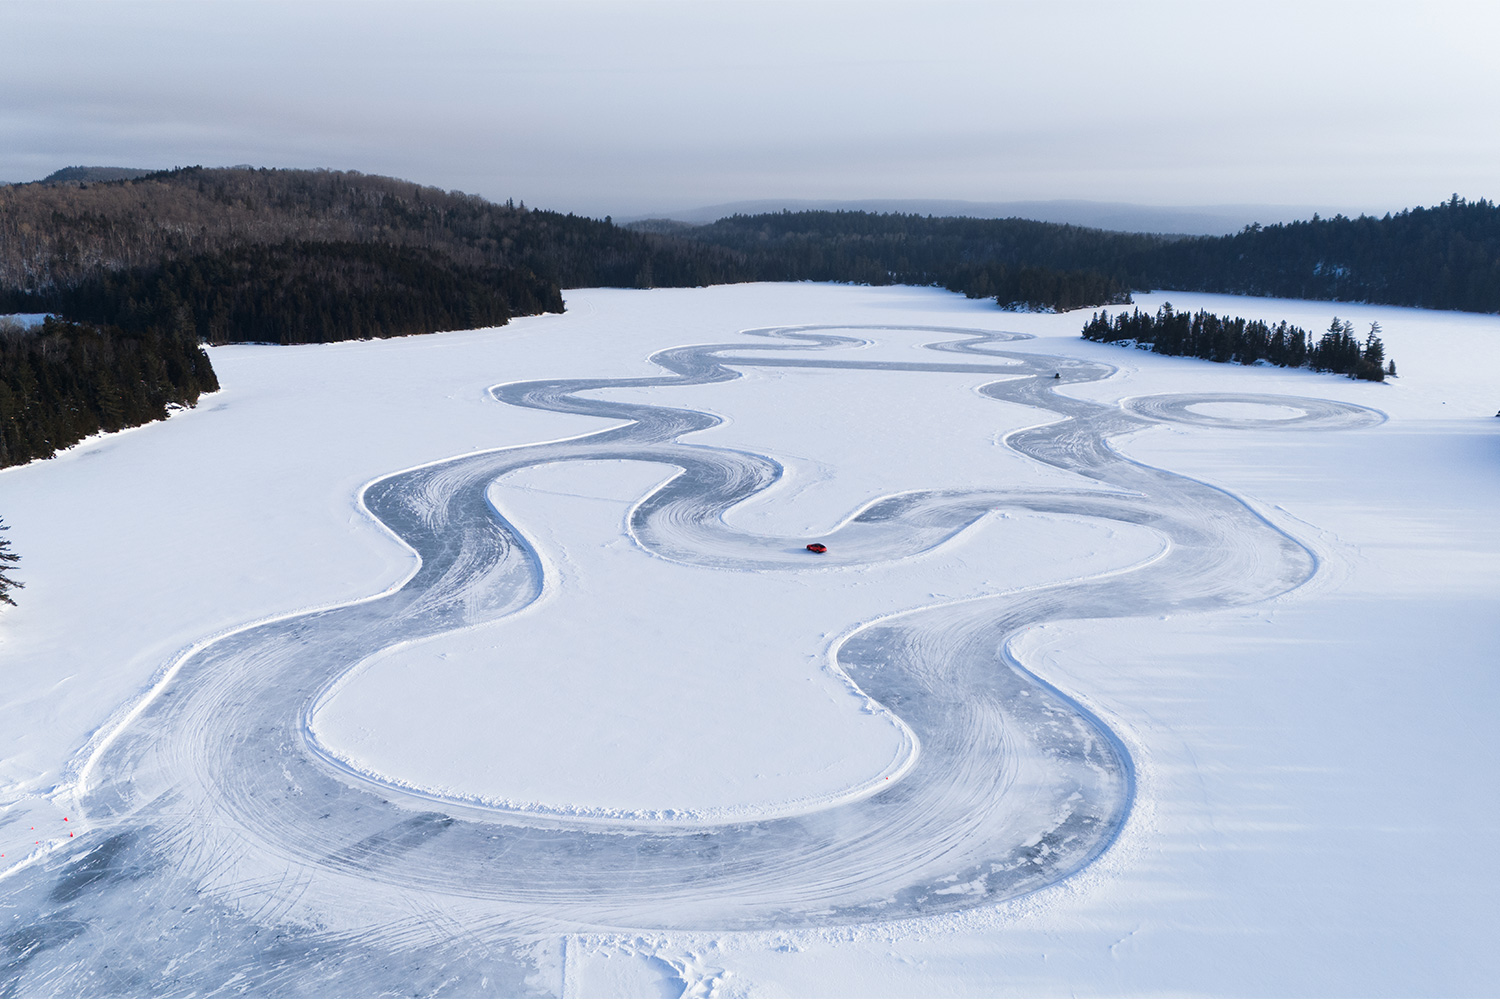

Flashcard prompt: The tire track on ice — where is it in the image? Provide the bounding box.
[0,324,1382,995]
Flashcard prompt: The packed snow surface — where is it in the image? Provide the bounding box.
[1,284,1496,996]
[1183,399,1304,420]
[308,371,1164,822]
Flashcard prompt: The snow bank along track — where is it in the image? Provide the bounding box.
[0,325,1383,995]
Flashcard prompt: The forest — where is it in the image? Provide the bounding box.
[1139,197,1500,312]
[0,167,760,472]
[0,167,1126,324]
[12,170,1491,344]
[1081,304,1393,381]
[0,166,752,329]
[0,168,1493,476]
[668,197,1500,314]
[6,241,562,345]
[0,315,218,469]
[655,210,1148,310]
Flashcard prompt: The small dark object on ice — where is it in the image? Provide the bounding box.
[806,543,828,554]
[1053,372,1061,379]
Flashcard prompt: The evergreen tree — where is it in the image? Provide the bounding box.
[1081,305,1391,382]
[1363,322,1385,364]
[0,318,217,468]
[1358,322,1387,381]
[1311,318,1364,375]
[0,517,20,607]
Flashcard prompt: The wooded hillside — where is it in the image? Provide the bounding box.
[0,166,751,340]
[1140,197,1500,312]
[669,198,1500,314]
[654,210,1147,310]
[2,169,1493,471]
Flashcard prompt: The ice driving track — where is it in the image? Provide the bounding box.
[1,326,1382,995]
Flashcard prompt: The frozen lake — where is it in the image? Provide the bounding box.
[1,284,1496,996]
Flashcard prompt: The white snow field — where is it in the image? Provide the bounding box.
[0,283,1496,996]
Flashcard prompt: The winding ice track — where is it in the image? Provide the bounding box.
[0,326,1381,996]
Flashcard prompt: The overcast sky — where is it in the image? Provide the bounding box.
[4,0,1498,218]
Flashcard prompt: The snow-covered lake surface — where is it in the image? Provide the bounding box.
[1184,399,1304,420]
[0,283,1496,996]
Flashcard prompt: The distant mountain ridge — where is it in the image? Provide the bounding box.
[38,166,156,184]
[623,198,1344,237]
[11,171,1372,237]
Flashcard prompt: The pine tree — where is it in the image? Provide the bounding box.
[0,517,21,607]
[1358,322,1387,381]
[1363,322,1385,366]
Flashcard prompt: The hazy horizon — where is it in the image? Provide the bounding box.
[4,1,1498,220]
[2,169,1359,234]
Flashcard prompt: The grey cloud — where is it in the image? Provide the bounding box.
[3,0,1497,218]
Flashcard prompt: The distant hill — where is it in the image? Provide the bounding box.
[0,166,750,341]
[38,166,156,184]
[0,165,753,467]
[6,169,1495,321]
[669,198,1500,314]
[622,198,1339,237]
[1135,197,1500,312]
[672,210,1145,310]
[0,167,1138,338]
[621,218,704,235]
[1,168,1494,469]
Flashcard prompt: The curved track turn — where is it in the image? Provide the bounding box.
[0,324,1382,995]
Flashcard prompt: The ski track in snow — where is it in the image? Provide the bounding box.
[0,325,1382,996]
